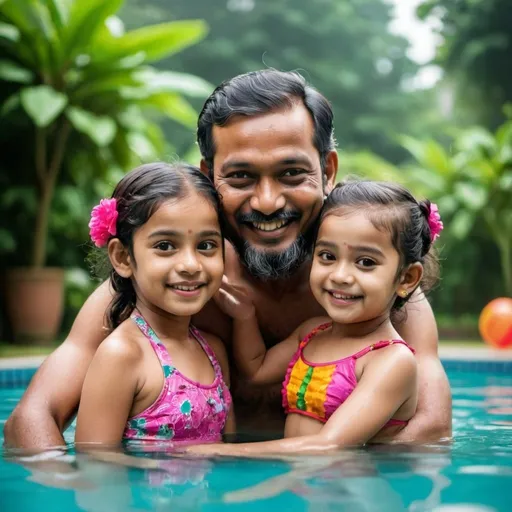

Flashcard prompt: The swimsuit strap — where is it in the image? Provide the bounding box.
[352,339,415,359]
[188,325,223,378]
[299,322,332,349]
[130,310,174,371]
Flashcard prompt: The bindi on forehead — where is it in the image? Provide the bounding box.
[188,229,192,234]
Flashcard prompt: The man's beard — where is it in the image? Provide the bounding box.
[226,210,317,281]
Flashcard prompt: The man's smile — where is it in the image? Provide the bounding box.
[251,219,289,232]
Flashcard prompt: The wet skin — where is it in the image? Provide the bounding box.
[3,104,451,449]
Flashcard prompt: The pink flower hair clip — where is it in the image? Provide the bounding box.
[88,198,118,247]
[428,203,443,242]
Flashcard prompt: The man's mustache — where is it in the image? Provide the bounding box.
[236,209,301,224]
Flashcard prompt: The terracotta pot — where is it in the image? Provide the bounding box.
[4,267,64,344]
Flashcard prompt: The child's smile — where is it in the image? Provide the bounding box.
[310,209,401,327]
[130,193,224,318]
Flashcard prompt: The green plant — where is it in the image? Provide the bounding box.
[0,0,212,268]
[399,118,512,295]
[339,115,512,299]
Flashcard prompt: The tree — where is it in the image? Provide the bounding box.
[121,0,438,162]
[418,0,512,128]
[0,0,212,269]
[343,119,512,303]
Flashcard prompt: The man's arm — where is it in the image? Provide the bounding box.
[3,280,114,450]
[393,291,452,442]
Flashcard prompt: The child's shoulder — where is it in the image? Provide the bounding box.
[96,320,143,365]
[368,340,417,372]
[296,316,332,341]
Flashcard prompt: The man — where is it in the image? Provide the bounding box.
[4,70,451,448]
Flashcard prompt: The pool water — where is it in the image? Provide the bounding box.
[1,370,511,512]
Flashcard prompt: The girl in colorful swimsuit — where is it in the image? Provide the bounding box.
[188,179,442,456]
[75,163,233,445]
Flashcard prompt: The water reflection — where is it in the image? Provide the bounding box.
[1,372,510,511]
[3,444,455,512]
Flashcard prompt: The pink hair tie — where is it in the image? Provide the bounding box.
[88,198,118,247]
[428,203,443,242]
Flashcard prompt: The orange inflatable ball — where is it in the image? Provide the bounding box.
[479,297,512,349]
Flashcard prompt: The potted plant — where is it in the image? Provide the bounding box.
[0,0,212,342]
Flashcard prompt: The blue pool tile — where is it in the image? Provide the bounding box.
[441,359,512,374]
[0,368,37,388]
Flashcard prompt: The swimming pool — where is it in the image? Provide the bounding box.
[1,367,511,512]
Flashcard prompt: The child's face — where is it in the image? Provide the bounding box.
[129,193,224,318]
[309,210,403,325]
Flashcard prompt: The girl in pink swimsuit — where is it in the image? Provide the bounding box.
[187,179,443,456]
[75,163,232,446]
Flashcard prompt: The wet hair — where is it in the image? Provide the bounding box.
[92,162,222,330]
[197,69,336,175]
[319,179,440,311]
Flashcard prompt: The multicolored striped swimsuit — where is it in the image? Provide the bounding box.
[123,311,232,442]
[282,322,415,426]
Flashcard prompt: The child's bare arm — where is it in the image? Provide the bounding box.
[75,335,140,446]
[215,276,323,385]
[186,345,418,457]
[231,315,299,385]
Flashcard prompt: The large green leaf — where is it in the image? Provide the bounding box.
[133,68,213,98]
[399,135,429,167]
[90,20,208,64]
[1,0,50,38]
[70,69,140,100]
[450,209,475,240]
[0,59,33,83]
[453,182,488,211]
[45,0,71,34]
[0,92,20,117]
[0,22,20,42]
[64,0,124,60]
[0,0,54,70]
[66,106,117,147]
[20,85,68,127]
[127,132,158,161]
[137,93,197,128]
[422,140,454,176]
[399,135,454,175]
[456,127,496,156]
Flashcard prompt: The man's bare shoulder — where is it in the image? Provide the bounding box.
[396,292,439,357]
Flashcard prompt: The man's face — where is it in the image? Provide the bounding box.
[206,103,337,280]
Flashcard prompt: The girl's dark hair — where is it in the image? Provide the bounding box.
[320,179,440,311]
[94,162,222,330]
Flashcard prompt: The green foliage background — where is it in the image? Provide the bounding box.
[1,0,511,341]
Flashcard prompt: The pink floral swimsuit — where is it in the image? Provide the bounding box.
[123,311,232,443]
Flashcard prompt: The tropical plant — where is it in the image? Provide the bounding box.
[121,0,444,163]
[404,120,512,295]
[343,116,512,296]
[0,0,212,269]
[417,0,512,128]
